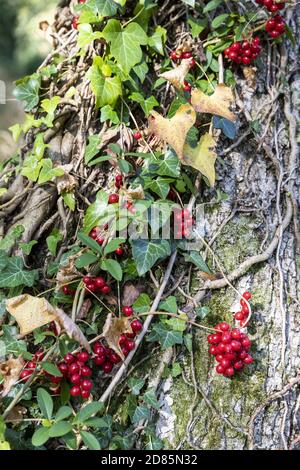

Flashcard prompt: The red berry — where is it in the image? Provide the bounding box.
[218,322,230,332]
[131,319,143,333]
[212,333,222,343]
[94,277,106,289]
[119,334,127,346]
[94,354,106,366]
[115,246,124,256]
[243,354,254,365]
[77,352,90,363]
[224,367,235,377]
[126,340,135,351]
[189,58,196,68]
[133,131,142,140]
[69,362,80,375]
[235,311,244,321]
[101,285,111,295]
[220,358,230,369]
[209,345,219,356]
[64,353,75,364]
[103,362,113,373]
[70,373,81,385]
[50,375,62,384]
[72,17,79,30]
[110,352,121,364]
[34,350,44,362]
[93,342,105,355]
[27,361,36,370]
[81,379,93,391]
[121,346,129,356]
[241,338,251,350]
[221,332,231,344]
[181,51,193,59]
[228,51,238,61]
[122,306,133,317]
[70,386,81,397]
[108,193,119,204]
[96,236,105,246]
[233,360,244,370]
[218,343,226,353]
[20,370,32,381]
[115,174,123,189]
[231,328,241,340]
[86,283,96,293]
[243,291,252,300]
[239,350,247,360]
[231,340,242,351]
[81,366,92,377]
[216,364,225,374]
[216,354,224,363]
[81,389,91,399]
[170,51,178,60]
[58,362,68,376]
[207,334,215,344]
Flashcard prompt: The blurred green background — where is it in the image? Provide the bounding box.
[0,0,58,159]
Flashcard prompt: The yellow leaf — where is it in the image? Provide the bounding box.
[191,84,236,122]
[183,133,217,187]
[148,104,196,160]
[6,295,91,352]
[160,58,193,90]
[6,295,57,335]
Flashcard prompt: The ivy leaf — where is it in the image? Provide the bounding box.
[213,115,237,140]
[19,240,38,255]
[40,96,60,128]
[88,57,122,108]
[159,296,177,314]
[0,257,38,288]
[133,61,149,83]
[38,159,64,185]
[101,258,123,281]
[156,150,180,178]
[130,92,159,116]
[132,405,151,424]
[152,323,183,349]
[128,378,145,395]
[191,84,236,122]
[0,251,9,271]
[133,293,151,313]
[102,20,148,73]
[148,26,166,55]
[100,105,120,124]
[46,229,63,256]
[142,388,161,410]
[0,225,24,252]
[13,74,41,111]
[188,17,208,38]
[145,177,171,199]
[84,135,101,164]
[183,133,217,186]
[148,104,196,161]
[76,0,119,19]
[62,191,76,211]
[77,23,102,49]
[165,313,187,332]
[130,239,171,276]
[183,251,211,273]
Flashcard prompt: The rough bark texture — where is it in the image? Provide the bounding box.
[1,1,299,450]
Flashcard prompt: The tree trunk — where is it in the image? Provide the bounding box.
[1,0,299,451]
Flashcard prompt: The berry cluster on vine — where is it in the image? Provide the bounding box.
[256,0,286,37]
[224,37,261,65]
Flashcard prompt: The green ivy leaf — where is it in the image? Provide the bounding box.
[40,96,61,128]
[0,257,38,288]
[0,225,24,252]
[188,17,208,38]
[13,74,41,111]
[130,239,171,276]
[144,177,171,199]
[88,57,122,109]
[38,159,64,185]
[132,405,151,424]
[133,293,151,313]
[37,388,53,420]
[128,377,145,395]
[203,0,222,13]
[171,362,182,377]
[46,229,63,256]
[101,258,123,281]
[130,92,159,116]
[147,26,166,55]
[62,191,76,211]
[77,23,102,49]
[149,323,183,349]
[100,104,120,124]
[19,240,38,255]
[183,251,211,274]
[102,20,148,73]
[142,388,161,410]
[84,135,101,164]
[156,150,180,177]
[159,296,177,314]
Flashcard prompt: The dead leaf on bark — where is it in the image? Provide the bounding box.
[191,84,236,122]
[6,295,91,352]
[5,406,27,424]
[0,356,24,397]
[102,313,132,360]
[6,295,57,335]
[122,283,144,306]
[160,58,193,90]
[148,104,196,161]
[183,133,217,186]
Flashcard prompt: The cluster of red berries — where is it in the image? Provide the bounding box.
[255,0,285,13]
[115,174,123,189]
[174,207,194,239]
[169,50,196,68]
[83,275,111,295]
[72,17,79,29]
[207,323,253,377]
[19,350,44,382]
[224,37,261,65]
[234,291,251,327]
[58,352,93,398]
[265,14,286,38]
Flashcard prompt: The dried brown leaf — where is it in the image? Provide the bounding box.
[160,58,193,90]
[102,313,132,360]
[191,84,236,122]
[0,356,24,397]
[55,309,91,353]
[77,299,92,320]
[148,104,196,161]
[122,283,144,306]
[56,165,77,194]
[125,184,145,200]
